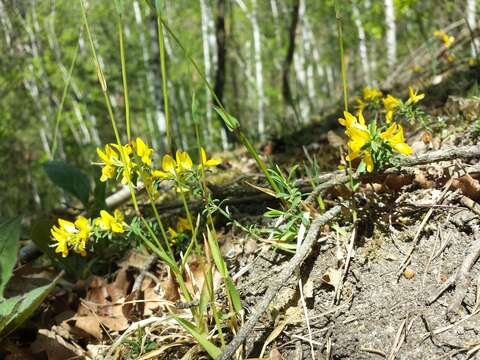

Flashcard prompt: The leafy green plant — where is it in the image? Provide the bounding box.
[0,218,63,339]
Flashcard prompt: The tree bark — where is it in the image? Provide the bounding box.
[467,0,478,57]
[352,2,370,85]
[213,0,234,146]
[282,0,300,123]
[384,0,396,69]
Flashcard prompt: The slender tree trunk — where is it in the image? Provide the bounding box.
[384,0,396,70]
[352,2,370,85]
[467,0,478,57]
[213,0,232,148]
[251,0,265,141]
[282,0,300,123]
[150,13,167,151]
[200,0,213,141]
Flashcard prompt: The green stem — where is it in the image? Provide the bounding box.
[334,0,357,222]
[156,8,171,153]
[118,16,131,143]
[52,38,80,158]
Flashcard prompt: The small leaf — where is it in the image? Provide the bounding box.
[43,161,91,208]
[0,271,63,339]
[0,218,21,298]
[206,228,227,276]
[173,316,221,358]
[225,276,241,314]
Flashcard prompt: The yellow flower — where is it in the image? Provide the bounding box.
[363,86,383,101]
[199,147,222,169]
[152,154,176,179]
[355,97,366,111]
[447,53,456,63]
[176,150,193,172]
[380,123,413,155]
[339,111,374,172]
[468,57,476,66]
[383,95,402,123]
[135,137,153,166]
[51,216,92,257]
[434,30,454,48]
[97,145,119,182]
[406,86,425,105]
[96,209,125,233]
[177,217,192,232]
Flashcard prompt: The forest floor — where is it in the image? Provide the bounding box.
[4,66,480,360]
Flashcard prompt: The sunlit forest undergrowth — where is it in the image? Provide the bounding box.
[2,0,480,359]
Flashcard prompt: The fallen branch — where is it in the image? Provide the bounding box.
[217,205,341,360]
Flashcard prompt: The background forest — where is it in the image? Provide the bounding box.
[1,0,477,217]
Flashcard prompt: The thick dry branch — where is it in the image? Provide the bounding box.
[217,205,341,360]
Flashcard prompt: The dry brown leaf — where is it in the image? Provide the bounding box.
[269,347,283,360]
[320,267,342,292]
[452,174,480,201]
[384,174,414,191]
[74,315,102,339]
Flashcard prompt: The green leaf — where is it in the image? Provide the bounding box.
[206,228,227,276]
[92,167,106,215]
[214,107,239,132]
[43,161,91,208]
[225,276,242,314]
[0,218,21,298]
[172,316,221,358]
[0,271,63,339]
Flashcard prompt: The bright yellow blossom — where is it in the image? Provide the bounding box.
[95,209,125,233]
[177,217,192,232]
[380,123,413,155]
[338,111,374,172]
[51,216,92,257]
[406,86,425,105]
[383,95,402,123]
[97,145,119,182]
[135,137,153,166]
[355,97,366,111]
[433,30,454,49]
[199,147,222,169]
[363,86,383,101]
[176,150,193,172]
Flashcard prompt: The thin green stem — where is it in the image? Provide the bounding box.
[335,1,348,112]
[156,9,171,153]
[52,39,80,158]
[334,0,357,222]
[118,16,131,143]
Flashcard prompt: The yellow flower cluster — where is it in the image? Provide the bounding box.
[356,86,383,111]
[51,216,91,257]
[434,30,454,49]
[338,111,413,172]
[97,138,153,184]
[382,86,424,122]
[51,209,125,257]
[96,137,221,190]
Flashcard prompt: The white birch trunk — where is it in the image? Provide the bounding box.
[352,3,370,85]
[467,0,478,57]
[133,0,159,148]
[251,0,266,140]
[199,0,213,138]
[384,0,396,69]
